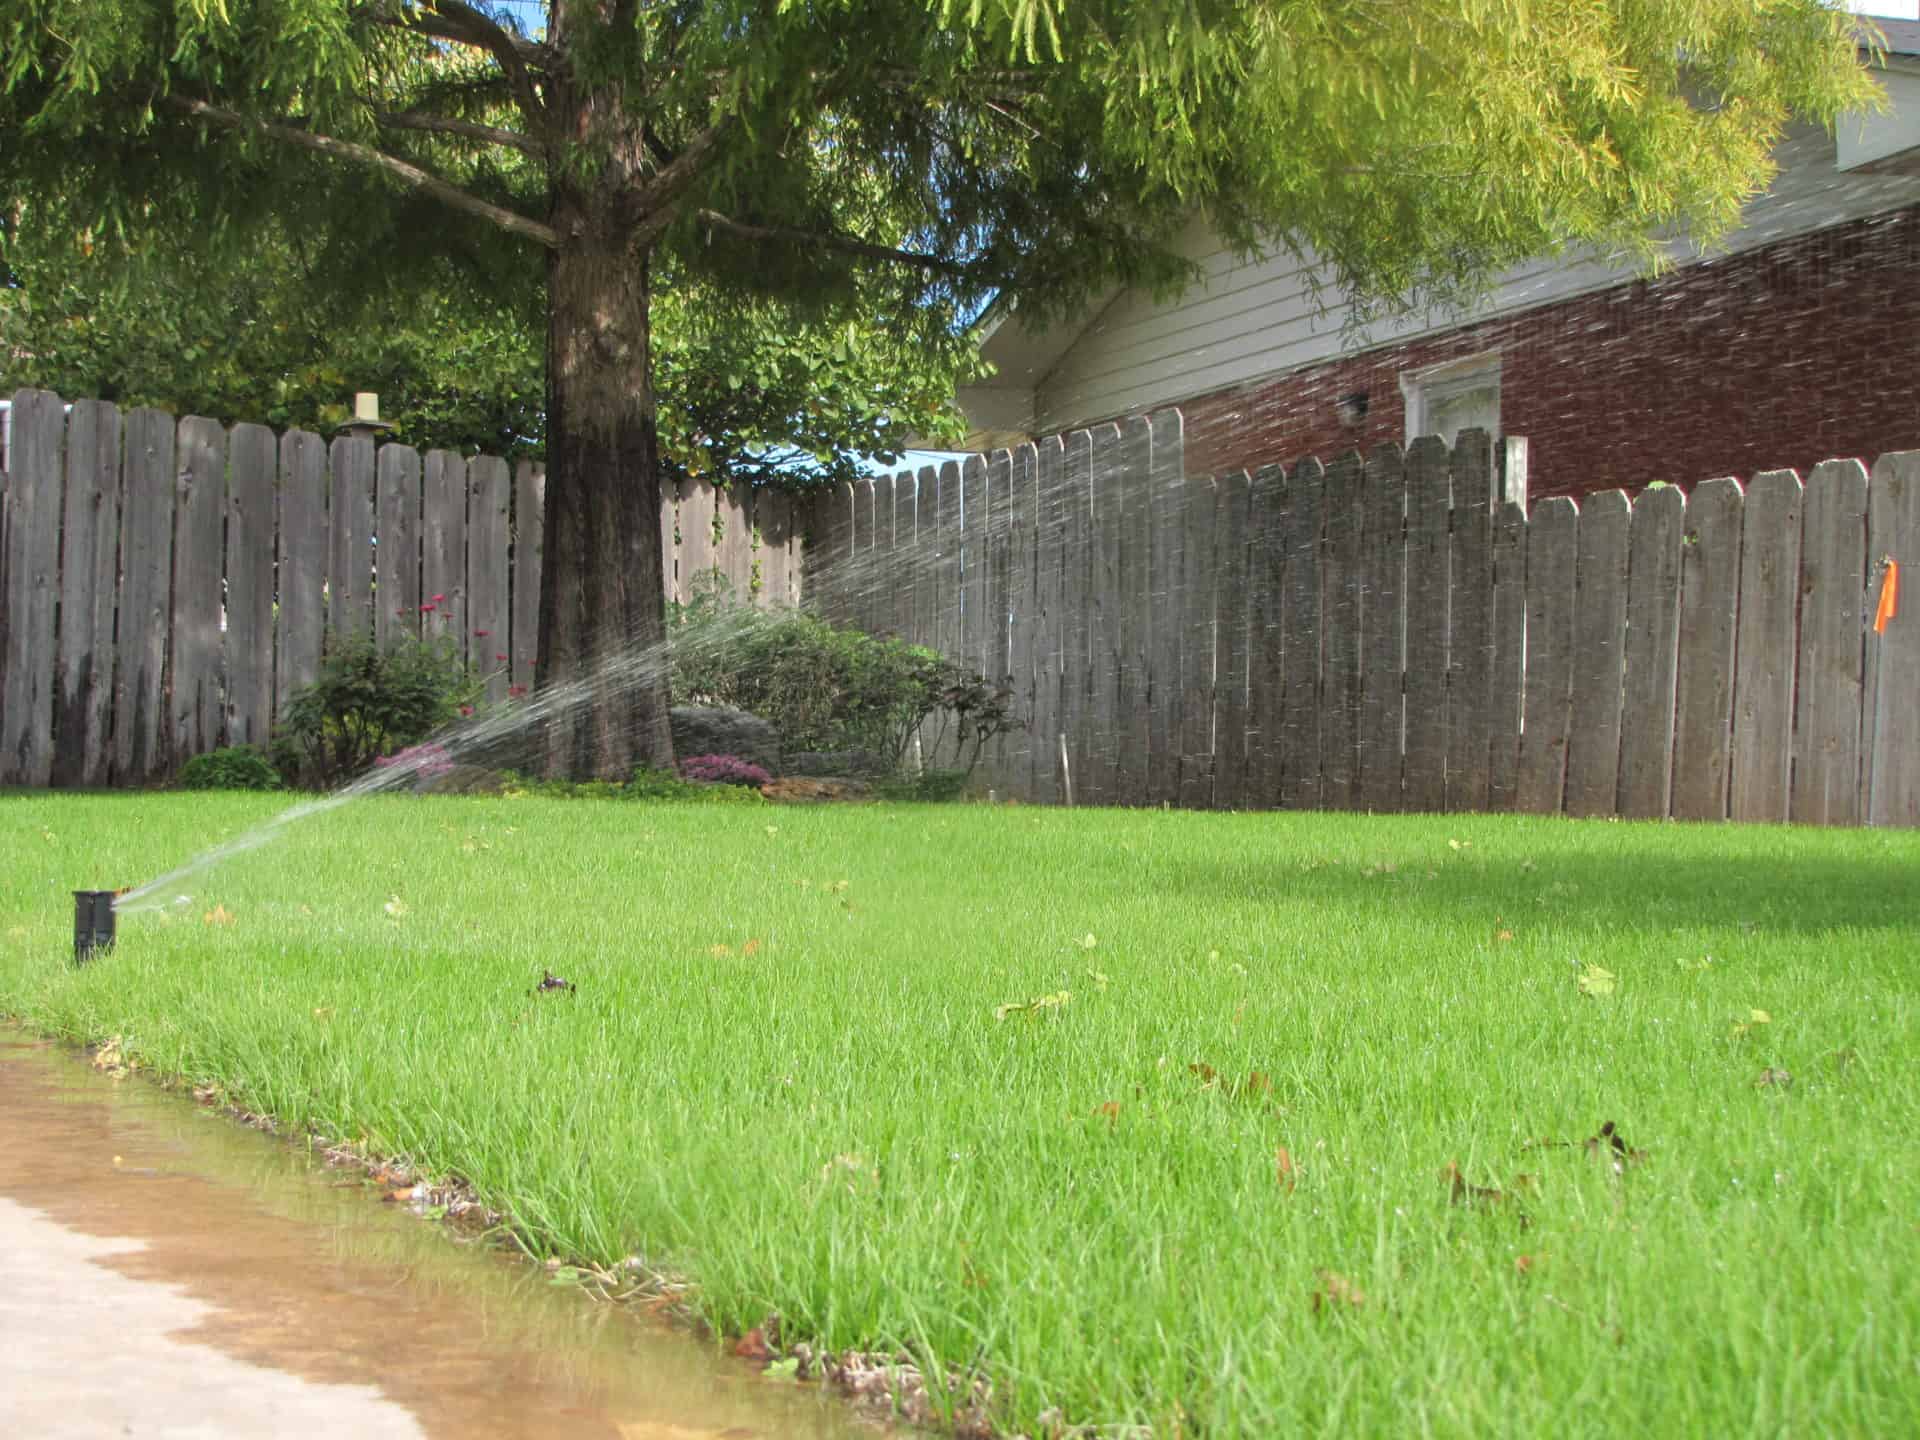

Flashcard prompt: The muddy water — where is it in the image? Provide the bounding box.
[0,1032,880,1440]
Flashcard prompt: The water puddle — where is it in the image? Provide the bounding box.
[0,1030,881,1440]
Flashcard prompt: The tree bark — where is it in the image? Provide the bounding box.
[538,223,674,779]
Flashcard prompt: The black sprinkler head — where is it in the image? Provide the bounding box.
[73,890,117,964]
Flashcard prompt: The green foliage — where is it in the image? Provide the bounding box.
[872,767,973,804]
[672,604,1018,775]
[276,631,485,790]
[174,745,284,792]
[501,766,767,805]
[3,2,1879,382]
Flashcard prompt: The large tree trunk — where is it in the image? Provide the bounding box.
[537,223,675,779]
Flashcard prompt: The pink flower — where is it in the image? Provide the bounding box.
[496,652,509,662]
[421,603,437,614]
[459,704,475,718]
[473,629,490,638]
[508,684,527,699]
[431,593,446,603]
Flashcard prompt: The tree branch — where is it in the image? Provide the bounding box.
[692,209,967,276]
[630,118,738,241]
[171,97,559,249]
[369,2,551,128]
[377,109,541,155]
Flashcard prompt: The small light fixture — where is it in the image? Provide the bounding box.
[337,391,396,440]
[1335,391,1370,427]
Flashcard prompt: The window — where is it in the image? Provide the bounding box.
[1401,353,1501,450]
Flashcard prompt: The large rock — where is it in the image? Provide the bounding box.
[670,706,779,771]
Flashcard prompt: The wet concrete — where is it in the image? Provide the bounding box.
[0,1032,880,1439]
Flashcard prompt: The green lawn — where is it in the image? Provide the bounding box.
[4,792,1916,1437]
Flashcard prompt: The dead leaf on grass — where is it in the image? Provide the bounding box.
[1441,1160,1509,1210]
[202,904,235,927]
[1583,1121,1648,1171]
[1093,1100,1122,1128]
[1275,1146,1297,1193]
[732,1327,773,1363]
[1515,1253,1540,1277]
[742,938,763,957]
[1754,1067,1793,1090]
[1310,1269,1365,1315]
[708,943,734,958]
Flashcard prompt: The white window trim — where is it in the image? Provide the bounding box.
[1399,351,1502,447]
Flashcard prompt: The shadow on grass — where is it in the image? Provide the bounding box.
[1138,820,1920,941]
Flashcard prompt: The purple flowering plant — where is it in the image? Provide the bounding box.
[678,754,772,788]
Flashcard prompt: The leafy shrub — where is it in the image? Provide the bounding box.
[276,631,485,790]
[176,745,284,791]
[672,606,1018,774]
[500,767,765,805]
[679,753,772,787]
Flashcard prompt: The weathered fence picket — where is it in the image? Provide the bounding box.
[1565,488,1629,818]
[53,400,120,786]
[1403,437,1451,815]
[1672,477,1744,821]
[225,423,278,751]
[1443,433,1492,813]
[1865,451,1920,824]
[1794,460,1871,825]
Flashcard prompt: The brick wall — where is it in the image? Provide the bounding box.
[1161,204,1920,500]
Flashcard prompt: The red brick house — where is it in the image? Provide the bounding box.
[956,19,1920,505]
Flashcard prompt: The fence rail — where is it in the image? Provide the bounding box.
[0,390,796,786]
[806,414,1918,825]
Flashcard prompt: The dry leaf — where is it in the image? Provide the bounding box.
[1442,1160,1507,1209]
[743,938,763,957]
[1494,927,1515,943]
[1515,1253,1539,1277]
[1311,1269,1365,1315]
[1093,1101,1122,1128]
[1754,1067,1793,1090]
[1275,1146,1297,1193]
[732,1327,773,1362]
[708,943,734,958]
[1583,1121,1648,1171]
[202,904,235,927]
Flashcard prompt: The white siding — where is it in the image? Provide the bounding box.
[1009,124,1920,437]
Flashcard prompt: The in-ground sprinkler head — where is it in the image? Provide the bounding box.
[73,890,117,965]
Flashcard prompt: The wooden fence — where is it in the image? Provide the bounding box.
[806,413,1918,825]
[0,390,800,786]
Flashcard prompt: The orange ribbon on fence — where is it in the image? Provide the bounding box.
[1874,559,1899,635]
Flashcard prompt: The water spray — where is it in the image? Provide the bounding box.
[73,890,117,964]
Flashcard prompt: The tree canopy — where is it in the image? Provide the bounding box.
[0,0,1882,778]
